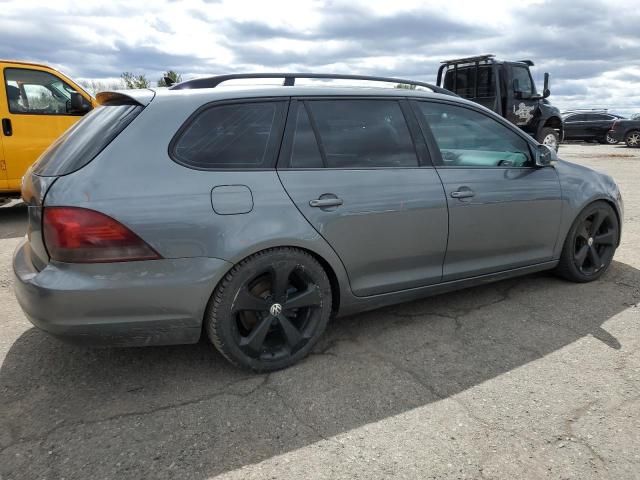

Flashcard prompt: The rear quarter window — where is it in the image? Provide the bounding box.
[170,101,287,170]
[34,103,143,176]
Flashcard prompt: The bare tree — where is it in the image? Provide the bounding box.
[120,72,151,89]
[79,79,122,96]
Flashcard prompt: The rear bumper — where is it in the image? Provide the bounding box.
[608,129,623,141]
[13,239,232,347]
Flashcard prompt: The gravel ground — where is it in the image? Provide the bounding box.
[0,143,639,480]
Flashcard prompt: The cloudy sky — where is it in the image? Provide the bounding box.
[2,0,639,114]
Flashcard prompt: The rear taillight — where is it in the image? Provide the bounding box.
[43,207,161,263]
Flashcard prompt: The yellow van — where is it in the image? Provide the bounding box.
[0,60,96,198]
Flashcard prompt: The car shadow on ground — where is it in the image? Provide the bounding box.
[1,260,639,479]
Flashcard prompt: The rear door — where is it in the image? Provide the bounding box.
[277,98,449,296]
[564,114,588,139]
[0,66,92,191]
[588,113,614,139]
[412,99,562,281]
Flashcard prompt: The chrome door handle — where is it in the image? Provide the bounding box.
[450,188,475,199]
[309,198,343,208]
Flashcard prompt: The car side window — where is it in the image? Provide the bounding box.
[303,99,419,168]
[172,101,285,169]
[4,68,80,115]
[416,102,533,168]
[290,103,324,169]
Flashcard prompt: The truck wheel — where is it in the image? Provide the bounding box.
[624,130,640,148]
[538,127,559,151]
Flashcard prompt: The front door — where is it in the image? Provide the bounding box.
[0,67,90,191]
[504,64,540,134]
[413,100,562,281]
[277,99,449,296]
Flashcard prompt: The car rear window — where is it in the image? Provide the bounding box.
[33,102,143,176]
[171,101,286,169]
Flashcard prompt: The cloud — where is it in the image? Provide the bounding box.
[0,0,638,113]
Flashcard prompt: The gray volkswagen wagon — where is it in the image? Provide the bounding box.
[13,73,623,371]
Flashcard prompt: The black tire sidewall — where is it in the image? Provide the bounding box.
[558,201,619,282]
[206,248,332,372]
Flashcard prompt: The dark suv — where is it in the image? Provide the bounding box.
[563,110,624,144]
[13,73,623,371]
[608,116,640,147]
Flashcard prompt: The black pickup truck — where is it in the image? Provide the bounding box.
[437,54,563,150]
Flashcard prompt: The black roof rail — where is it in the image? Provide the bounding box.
[440,54,495,65]
[169,72,455,96]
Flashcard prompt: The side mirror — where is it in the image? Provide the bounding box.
[68,92,92,114]
[535,144,557,167]
[543,73,551,98]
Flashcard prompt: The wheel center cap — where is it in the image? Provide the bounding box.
[588,237,594,247]
[269,303,282,316]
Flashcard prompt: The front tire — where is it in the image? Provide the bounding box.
[624,130,640,148]
[555,201,618,282]
[538,127,560,151]
[206,248,332,372]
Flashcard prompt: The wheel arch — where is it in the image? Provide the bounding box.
[540,115,563,140]
[213,243,345,317]
[572,197,622,247]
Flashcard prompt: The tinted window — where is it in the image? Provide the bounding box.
[512,67,533,96]
[5,68,82,115]
[567,114,587,122]
[417,102,532,168]
[290,103,323,168]
[306,100,418,168]
[34,103,143,176]
[589,114,611,121]
[443,65,495,98]
[172,102,283,169]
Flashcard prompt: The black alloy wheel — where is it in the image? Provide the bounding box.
[572,209,616,276]
[206,248,332,371]
[556,201,618,282]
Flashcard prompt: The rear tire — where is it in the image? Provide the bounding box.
[555,201,618,283]
[206,247,332,372]
[605,133,619,145]
[624,130,640,148]
[538,127,560,151]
